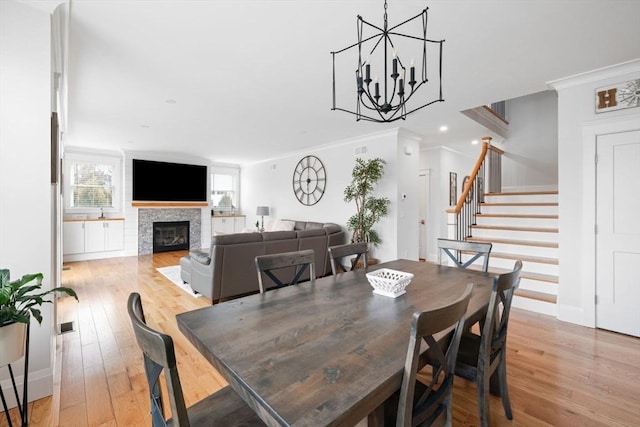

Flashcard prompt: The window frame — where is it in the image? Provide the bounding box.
[211,166,240,212]
[63,151,122,214]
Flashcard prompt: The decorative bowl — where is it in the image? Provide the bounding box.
[366,268,414,298]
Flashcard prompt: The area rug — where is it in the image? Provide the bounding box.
[156,265,202,298]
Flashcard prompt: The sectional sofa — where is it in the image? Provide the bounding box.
[179,220,345,303]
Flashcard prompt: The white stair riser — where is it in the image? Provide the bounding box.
[471,228,558,242]
[484,194,558,204]
[512,296,558,317]
[461,255,559,276]
[475,216,558,228]
[480,204,558,215]
[484,242,559,258]
[518,277,558,296]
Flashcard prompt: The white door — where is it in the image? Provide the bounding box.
[418,171,429,260]
[596,129,640,337]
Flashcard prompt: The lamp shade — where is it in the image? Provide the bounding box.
[256,206,270,216]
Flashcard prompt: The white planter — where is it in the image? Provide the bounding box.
[0,321,27,367]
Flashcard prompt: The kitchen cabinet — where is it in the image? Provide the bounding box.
[212,215,246,235]
[63,219,124,255]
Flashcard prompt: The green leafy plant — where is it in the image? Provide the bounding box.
[344,157,390,246]
[0,269,78,326]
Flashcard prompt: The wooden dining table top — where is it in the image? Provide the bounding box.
[176,259,494,427]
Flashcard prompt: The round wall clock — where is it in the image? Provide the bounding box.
[292,155,326,206]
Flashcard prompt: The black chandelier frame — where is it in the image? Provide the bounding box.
[331,2,444,123]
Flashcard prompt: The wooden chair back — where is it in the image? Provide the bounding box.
[395,283,474,427]
[455,260,522,427]
[127,292,189,427]
[437,238,492,272]
[255,249,316,293]
[328,242,369,275]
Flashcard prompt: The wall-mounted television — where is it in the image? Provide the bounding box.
[132,159,208,202]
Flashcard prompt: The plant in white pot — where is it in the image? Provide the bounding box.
[0,269,78,366]
[344,157,390,247]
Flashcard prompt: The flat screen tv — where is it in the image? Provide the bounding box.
[132,159,208,202]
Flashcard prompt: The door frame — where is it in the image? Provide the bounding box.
[418,169,430,260]
[581,115,640,328]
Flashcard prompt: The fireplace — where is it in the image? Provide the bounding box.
[153,221,190,253]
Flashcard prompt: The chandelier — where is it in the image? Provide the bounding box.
[331,1,444,123]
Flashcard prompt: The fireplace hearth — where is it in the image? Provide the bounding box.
[153,221,190,253]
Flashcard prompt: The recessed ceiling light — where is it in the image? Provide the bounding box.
[140,124,150,128]
[471,139,479,145]
[165,99,177,104]
[439,125,448,132]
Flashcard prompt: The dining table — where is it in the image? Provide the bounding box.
[176,259,494,427]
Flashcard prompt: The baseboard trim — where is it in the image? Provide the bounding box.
[557,304,592,327]
[0,367,53,409]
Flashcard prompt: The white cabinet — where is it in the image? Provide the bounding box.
[63,219,124,255]
[63,221,85,255]
[212,215,246,235]
[104,220,124,251]
[84,221,106,253]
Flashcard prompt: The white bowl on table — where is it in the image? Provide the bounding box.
[366,268,414,298]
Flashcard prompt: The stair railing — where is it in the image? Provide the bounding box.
[446,136,502,241]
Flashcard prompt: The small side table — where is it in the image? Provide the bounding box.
[0,322,29,427]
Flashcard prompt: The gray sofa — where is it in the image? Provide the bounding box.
[179,221,345,303]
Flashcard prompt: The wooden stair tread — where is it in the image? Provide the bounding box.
[467,237,558,248]
[470,225,558,233]
[476,213,558,219]
[468,264,559,284]
[514,289,558,304]
[480,202,558,206]
[484,191,558,196]
[461,250,558,265]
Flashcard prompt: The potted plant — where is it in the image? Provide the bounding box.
[0,269,78,366]
[344,157,390,247]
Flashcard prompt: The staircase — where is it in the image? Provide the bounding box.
[465,191,558,316]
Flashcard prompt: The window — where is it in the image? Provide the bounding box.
[211,167,239,213]
[64,152,121,211]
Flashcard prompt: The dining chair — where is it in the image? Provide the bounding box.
[385,283,474,427]
[126,292,264,427]
[437,238,492,272]
[454,260,522,427]
[254,249,315,293]
[328,242,369,275]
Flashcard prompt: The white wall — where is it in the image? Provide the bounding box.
[549,59,640,326]
[241,129,418,263]
[420,146,477,261]
[0,0,55,404]
[503,90,558,191]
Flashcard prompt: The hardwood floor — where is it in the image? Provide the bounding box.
[2,252,639,426]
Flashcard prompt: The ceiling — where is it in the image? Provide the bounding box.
[61,0,640,164]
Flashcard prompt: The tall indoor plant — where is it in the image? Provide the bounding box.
[344,157,390,246]
[0,269,78,366]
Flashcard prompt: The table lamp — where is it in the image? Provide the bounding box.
[256,206,270,232]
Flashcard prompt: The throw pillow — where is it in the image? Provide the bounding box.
[269,219,295,232]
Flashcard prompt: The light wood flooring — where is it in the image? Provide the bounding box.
[2,251,639,426]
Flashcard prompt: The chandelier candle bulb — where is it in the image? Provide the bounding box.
[392,58,398,75]
[365,63,371,81]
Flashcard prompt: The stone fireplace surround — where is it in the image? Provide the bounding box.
[138,208,201,255]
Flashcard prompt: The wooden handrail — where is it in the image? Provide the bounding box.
[447,136,492,214]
